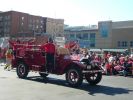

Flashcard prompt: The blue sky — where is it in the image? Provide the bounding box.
[0,0,133,26]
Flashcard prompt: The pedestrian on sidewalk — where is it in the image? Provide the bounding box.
[4,47,13,71]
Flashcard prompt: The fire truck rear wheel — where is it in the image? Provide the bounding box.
[17,62,29,79]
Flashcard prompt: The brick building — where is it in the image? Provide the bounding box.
[0,10,64,37]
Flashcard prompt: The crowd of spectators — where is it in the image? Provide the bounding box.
[103,52,133,76]
[70,48,133,76]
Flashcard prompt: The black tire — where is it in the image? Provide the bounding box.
[16,62,29,79]
[85,72,102,85]
[66,67,83,87]
[39,73,49,78]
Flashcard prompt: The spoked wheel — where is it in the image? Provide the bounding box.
[66,67,83,87]
[17,62,29,79]
[85,72,102,85]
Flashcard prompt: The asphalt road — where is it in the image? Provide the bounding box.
[0,64,133,100]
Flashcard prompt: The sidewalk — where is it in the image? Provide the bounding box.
[0,62,17,79]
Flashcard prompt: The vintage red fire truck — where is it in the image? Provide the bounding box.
[10,41,103,87]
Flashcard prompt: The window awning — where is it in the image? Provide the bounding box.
[102,49,128,52]
[89,49,128,53]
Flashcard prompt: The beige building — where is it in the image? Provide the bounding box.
[45,18,64,36]
[64,20,133,49]
[97,20,133,49]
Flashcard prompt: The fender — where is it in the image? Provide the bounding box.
[60,59,86,74]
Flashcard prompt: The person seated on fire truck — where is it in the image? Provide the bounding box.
[40,38,56,72]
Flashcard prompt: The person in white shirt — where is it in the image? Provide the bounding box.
[108,54,114,63]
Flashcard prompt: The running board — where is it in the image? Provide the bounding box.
[39,72,49,74]
[82,70,103,73]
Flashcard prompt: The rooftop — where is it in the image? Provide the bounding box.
[64,25,98,31]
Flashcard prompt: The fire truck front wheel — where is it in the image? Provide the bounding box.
[66,67,83,87]
[85,72,102,85]
[17,62,29,79]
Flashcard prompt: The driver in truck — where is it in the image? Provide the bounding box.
[40,38,56,72]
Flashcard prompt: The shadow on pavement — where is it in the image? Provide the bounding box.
[85,85,133,96]
[24,76,133,96]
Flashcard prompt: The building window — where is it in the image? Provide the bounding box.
[36,19,39,23]
[21,22,24,26]
[90,43,95,47]
[36,25,39,29]
[118,41,121,47]
[4,22,8,26]
[99,22,109,38]
[41,20,43,24]
[0,16,3,21]
[7,15,10,20]
[90,33,95,39]
[30,19,32,23]
[4,16,8,20]
[125,41,127,47]
[76,33,82,39]
[40,25,43,28]
[22,17,24,20]
[122,41,127,47]
[70,34,75,39]
[82,33,88,40]
[7,21,11,26]
[78,40,89,48]
[122,41,124,47]
[130,41,133,47]
[6,27,10,33]
[0,22,3,26]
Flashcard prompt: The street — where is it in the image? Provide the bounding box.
[0,64,133,100]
